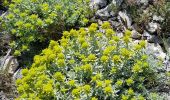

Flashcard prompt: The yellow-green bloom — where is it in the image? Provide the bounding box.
[116,80,123,87]
[127,88,134,95]
[120,48,131,58]
[63,31,70,37]
[112,55,121,63]
[121,95,128,100]
[96,80,103,87]
[81,64,92,72]
[30,14,38,20]
[139,40,146,48]
[22,69,29,76]
[138,95,145,100]
[123,36,131,43]
[88,54,96,61]
[72,88,80,97]
[104,80,112,86]
[37,19,43,26]
[83,85,91,94]
[6,13,14,19]
[125,30,132,36]
[24,23,32,29]
[134,44,142,50]
[100,55,109,63]
[43,83,53,94]
[111,67,117,74]
[19,12,27,17]
[112,36,120,42]
[102,22,111,29]
[54,72,65,82]
[104,86,113,94]
[14,50,21,56]
[57,59,65,66]
[81,42,89,48]
[132,64,143,73]
[57,53,65,59]
[41,3,49,11]
[45,18,53,24]
[126,78,134,86]
[68,80,75,86]
[91,97,98,100]
[106,29,115,37]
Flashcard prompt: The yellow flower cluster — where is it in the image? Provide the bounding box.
[16,22,162,99]
[2,0,91,56]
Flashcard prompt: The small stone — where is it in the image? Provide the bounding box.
[90,0,107,10]
[146,43,166,60]
[96,7,110,20]
[147,22,159,34]
[147,35,163,44]
[153,15,164,22]
[118,11,132,29]
[131,30,142,39]
[109,21,121,28]
[143,30,152,40]
[112,0,123,6]
[13,68,22,80]
[1,56,19,75]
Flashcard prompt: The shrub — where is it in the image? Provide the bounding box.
[16,22,166,99]
[0,0,91,56]
[0,0,10,7]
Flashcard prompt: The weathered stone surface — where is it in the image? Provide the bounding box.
[143,30,152,39]
[90,0,107,10]
[131,30,142,39]
[146,43,166,60]
[153,15,164,22]
[112,0,123,6]
[96,6,111,20]
[118,11,132,29]
[13,68,22,80]
[0,49,19,75]
[146,22,160,34]
[147,35,163,44]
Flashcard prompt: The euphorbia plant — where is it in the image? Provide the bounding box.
[16,22,166,100]
[0,0,91,56]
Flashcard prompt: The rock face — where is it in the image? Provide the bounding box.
[0,49,19,75]
[146,22,160,34]
[118,11,132,29]
[90,0,107,10]
[146,43,166,60]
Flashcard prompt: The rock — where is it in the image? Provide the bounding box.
[95,0,124,20]
[147,35,163,44]
[0,91,7,100]
[143,30,152,40]
[13,68,22,80]
[146,22,159,34]
[146,43,166,60]
[153,15,164,22]
[1,56,19,75]
[138,0,149,5]
[90,0,107,10]
[112,0,124,6]
[131,30,142,39]
[118,11,132,29]
[96,6,111,20]
[109,20,121,28]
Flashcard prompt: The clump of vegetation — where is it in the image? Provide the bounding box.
[16,22,166,99]
[0,0,91,56]
[0,0,10,7]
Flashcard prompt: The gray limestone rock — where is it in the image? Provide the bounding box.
[90,0,107,10]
